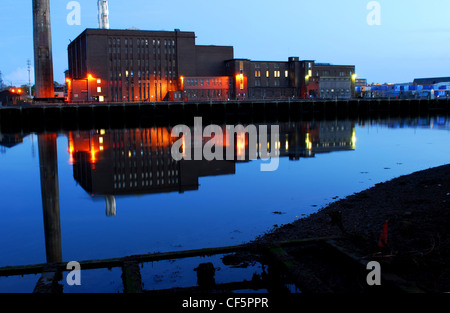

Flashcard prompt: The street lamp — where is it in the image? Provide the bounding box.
[87,74,93,102]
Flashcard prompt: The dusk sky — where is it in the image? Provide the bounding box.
[1,0,449,86]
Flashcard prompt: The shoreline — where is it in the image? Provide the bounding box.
[252,163,450,292]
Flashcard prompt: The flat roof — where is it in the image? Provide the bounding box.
[414,77,450,84]
[70,28,196,43]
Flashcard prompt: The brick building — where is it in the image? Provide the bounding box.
[66,28,355,103]
[67,28,233,103]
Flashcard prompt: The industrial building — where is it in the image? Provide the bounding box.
[66,28,356,103]
[356,77,450,100]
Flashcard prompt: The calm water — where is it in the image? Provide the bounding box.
[0,116,449,292]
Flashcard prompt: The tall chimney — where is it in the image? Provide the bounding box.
[32,0,55,99]
[98,0,110,29]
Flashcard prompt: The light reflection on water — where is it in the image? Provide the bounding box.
[0,117,449,292]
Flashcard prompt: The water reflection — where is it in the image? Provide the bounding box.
[38,134,62,264]
[1,115,448,292]
[0,133,25,153]
[67,121,355,216]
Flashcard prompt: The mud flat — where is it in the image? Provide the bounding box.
[252,164,450,293]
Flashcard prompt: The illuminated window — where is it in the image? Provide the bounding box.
[97,79,101,84]
[274,71,281,78]
[266,71,270,78]
[285,70,289,78]
[97,87,102,93]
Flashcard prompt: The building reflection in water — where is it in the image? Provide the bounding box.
[0,132,25,154]
[67,121,356,216]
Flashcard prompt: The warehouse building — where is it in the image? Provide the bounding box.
[66,28,355,103]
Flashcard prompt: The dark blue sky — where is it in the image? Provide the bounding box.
[1,0,449,86]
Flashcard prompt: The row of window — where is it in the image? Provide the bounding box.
[254,80,283,87]
[255,70,289,78]
[113,169,179,182]
[114,177,179,190]
[108,38,176,48]
[320,89,351,93]
[185,78,227,87]
[318,71,353,77]
[185,89,228,98]
[109,46,176,56]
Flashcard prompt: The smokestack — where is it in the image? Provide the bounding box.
[32,0,55,99]
[98,0,110,29]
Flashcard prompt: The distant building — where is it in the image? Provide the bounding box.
[54,82,65,98]
[223,58,356,100]
[313,63,356,99]
[356,81,450,99]
[413,77,450,85]
[0,89,26,106]
[66,28,356,103]
[355,78,367,87]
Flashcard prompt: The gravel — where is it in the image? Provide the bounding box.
[252,164,450,292]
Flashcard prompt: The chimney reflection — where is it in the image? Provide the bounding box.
[38,134,62,264]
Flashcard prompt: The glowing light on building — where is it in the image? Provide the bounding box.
[351,128,357,149]
[305,133,312,150]
[91,150,97,163]
[68,136,75,165]
[236,73,245,90]
[180,76,184,89]
[236,132,246,158]
[181,135,186,158]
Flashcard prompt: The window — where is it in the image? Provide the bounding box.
[266,71,270,78]
[285,70,289,78]
[97,87,102,93]
[274,71,281,78]
[255,70,261,78]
